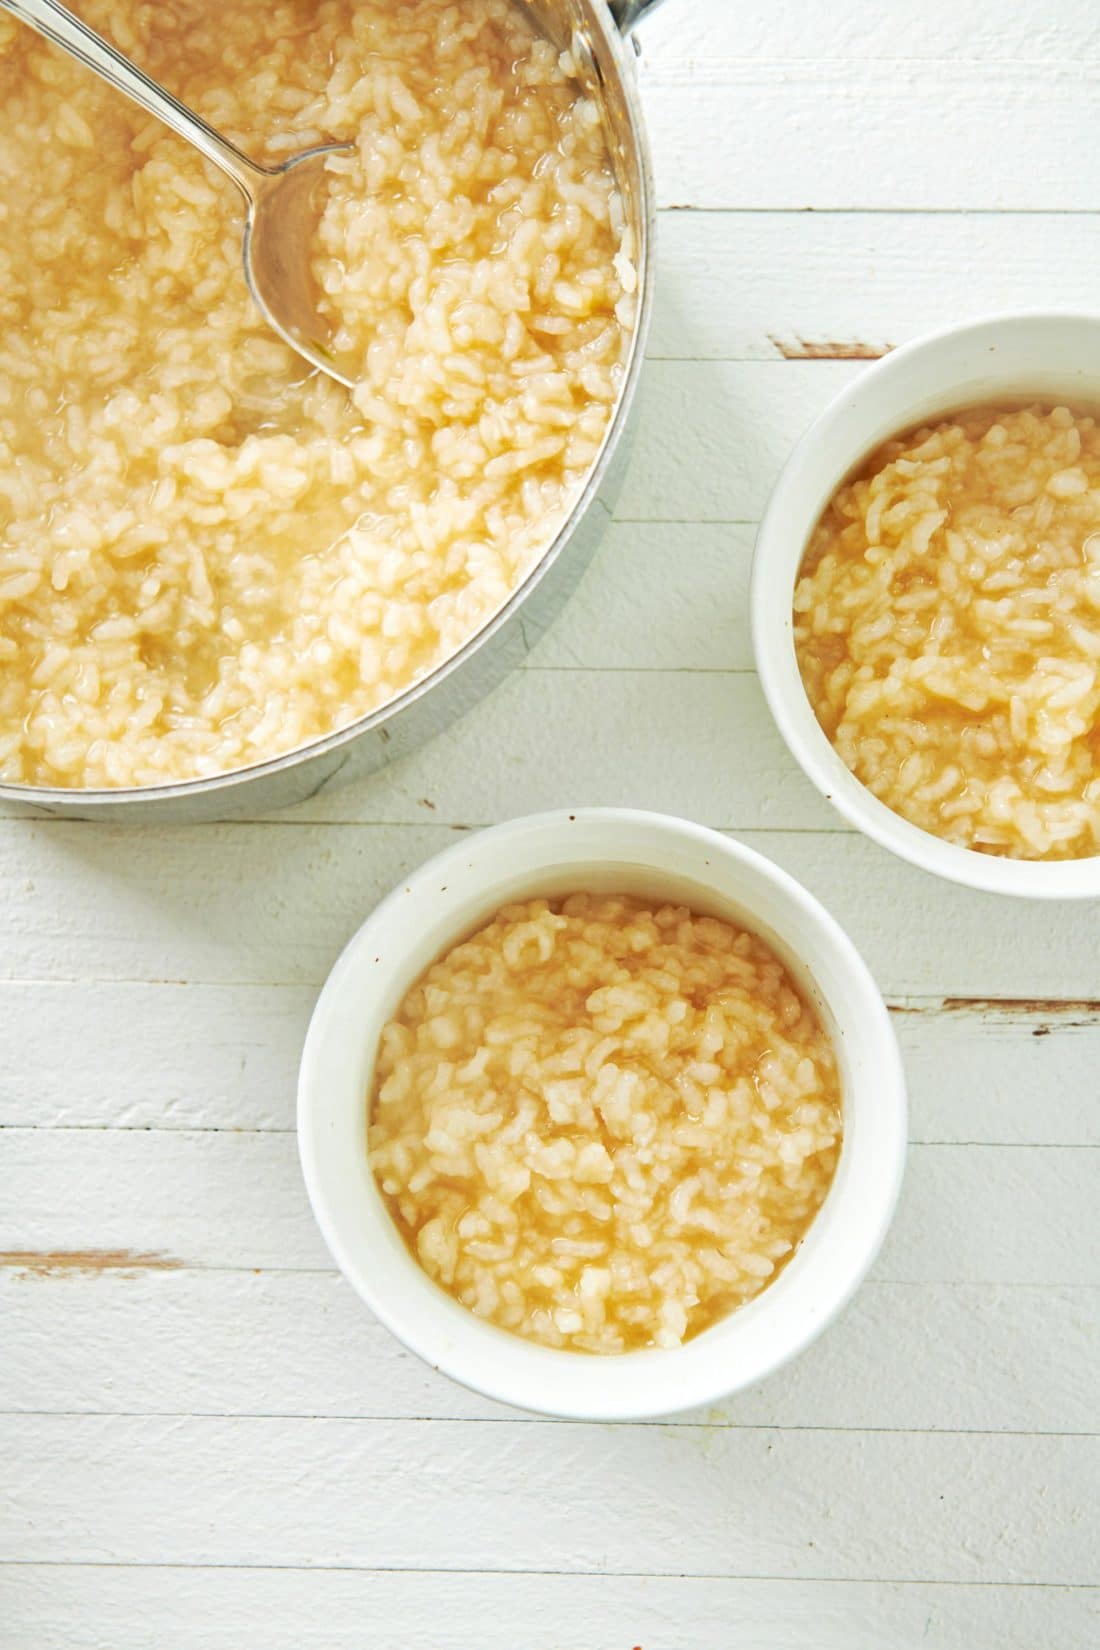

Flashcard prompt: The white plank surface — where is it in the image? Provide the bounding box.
[640,0,1100,63]
[636,4,1100,211]
[1,1569,1095,1650]
[6,1414,1097,1580]
[5,1270,1096,1433]
[648,211,1100,363]
[639,70,1100,212]
[3,821,1098,997]
[3,4,1099,1647]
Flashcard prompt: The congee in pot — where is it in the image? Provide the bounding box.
[0,0,633,787]
[369,894,842,1354]
[795,404,1100,860]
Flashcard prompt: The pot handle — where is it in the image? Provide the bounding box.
[608,0,668,34]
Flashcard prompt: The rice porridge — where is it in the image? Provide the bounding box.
[795,404,1100,859]
[368,894,842,1354]
[0,0,631,788]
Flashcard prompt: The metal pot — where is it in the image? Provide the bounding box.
[6,0,667,820]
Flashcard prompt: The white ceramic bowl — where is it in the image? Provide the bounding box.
[752,310,1100,899]
[298,808,906,1420]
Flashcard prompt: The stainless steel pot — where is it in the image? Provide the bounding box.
[5,0,667,820]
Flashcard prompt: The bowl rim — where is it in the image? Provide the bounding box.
[297,806,907,1421]
[751,307,1100,900]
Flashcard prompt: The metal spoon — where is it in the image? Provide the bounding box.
[3,0,356,387]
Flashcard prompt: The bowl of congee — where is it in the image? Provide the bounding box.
[0,0,657,814]
[752,313,1100,898]
[297,810,906,1420]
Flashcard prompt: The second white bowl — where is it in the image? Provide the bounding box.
[297,808,906,1420]
[751,310,1100,899]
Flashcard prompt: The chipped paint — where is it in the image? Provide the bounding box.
[1,1249,183,1278]
[769,335,889,361]
[941,997,1100,1017]
[888,998,1099,1019]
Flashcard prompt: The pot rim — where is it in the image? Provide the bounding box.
[3,4,656,809]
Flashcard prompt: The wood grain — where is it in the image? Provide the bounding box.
[5,1414,1096,1581]
[638,66,1100,212]
[2,1567,1095,1650]
[4,1269,1094,1435]
[648,211,1100,362]
[639,0,1100,66]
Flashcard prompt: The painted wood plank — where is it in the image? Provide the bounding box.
[639,0,1100,66]
[3,1413,1095,1581]
[526,523,755,669]
[0,983,312,1132]
[264,671,837,831]
[617,359,855,522]
[0,820,442,989]
[3,822,1099,1000]
[636,66,1100,212]
[878,1143,1097,1286]
[2,982,1096,1144]
[649,210,1100,362]
[2,1129,1093,1284]
[1,1565,1095,1650]
[892,1004,1100,1148]
[3,1269,1094,1436]
[0,1128,330,1273]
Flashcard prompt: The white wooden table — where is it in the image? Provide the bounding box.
[3,4,1098,1645]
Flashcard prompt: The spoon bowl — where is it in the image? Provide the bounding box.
[244,145,356,386]
[4,0,356,387]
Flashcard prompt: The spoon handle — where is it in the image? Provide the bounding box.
[1,0,268,199]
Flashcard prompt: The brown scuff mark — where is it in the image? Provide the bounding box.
[770,335,889,361]
[889,998,1100,1021]
[892,1001,1100,1040]
[942,997,1100,1016]
[0,1249,183,1278]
